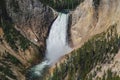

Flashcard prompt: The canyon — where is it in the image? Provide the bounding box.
[0,0,120,80]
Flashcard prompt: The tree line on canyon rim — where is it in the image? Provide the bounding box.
[40,0,101,11]
[44,24,120,80]
[39,0,84,11]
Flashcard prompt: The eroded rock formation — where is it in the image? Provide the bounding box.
[5,0,57,46]
[70,0,120,47]
[0,0,57,79]
[47,0,120,79]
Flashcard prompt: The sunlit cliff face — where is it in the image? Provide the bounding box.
[47,0,120,76]
[70,0,120,47]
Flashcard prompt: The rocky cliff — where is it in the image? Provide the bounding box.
[45,0,120,80]
[47,23,120,80]
[0,0,120,80]
[0,0,57,79]
[69,0,120,47]
[5,0,57,46]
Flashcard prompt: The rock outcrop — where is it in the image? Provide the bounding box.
[46,0,120,79]
[5,0,57,46]
[46,24,120,80]
[70,0,120,47]
[0,0,57,79]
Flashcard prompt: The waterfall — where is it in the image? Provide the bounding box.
[28,13,71,79]
[45,13,71,65]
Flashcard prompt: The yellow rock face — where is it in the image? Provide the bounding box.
[0,27,4,37]
[70,0,120,48]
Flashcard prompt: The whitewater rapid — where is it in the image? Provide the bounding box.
[29,13,71,79]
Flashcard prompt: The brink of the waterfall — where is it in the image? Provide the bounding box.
[26,13,71,79]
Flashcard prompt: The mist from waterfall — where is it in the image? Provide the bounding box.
[29,13,71,79]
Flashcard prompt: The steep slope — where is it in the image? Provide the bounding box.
[5,0,57,47]
[44,0,120,80]
[0,17,39,80]
[0,0,57,79]
[69,0,120,47]
[46,22,120,80]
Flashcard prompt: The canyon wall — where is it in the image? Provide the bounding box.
[70,0,120,47]
[5,0,57,47]
[46,0,120,79]
[0,0,57,79]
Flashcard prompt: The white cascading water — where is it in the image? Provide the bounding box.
[46,13,71,65]
[29,13,71,78]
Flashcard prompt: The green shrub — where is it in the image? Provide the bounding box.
[4,52,22,65]
[1,18,31,51]
[0,65,16,79]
